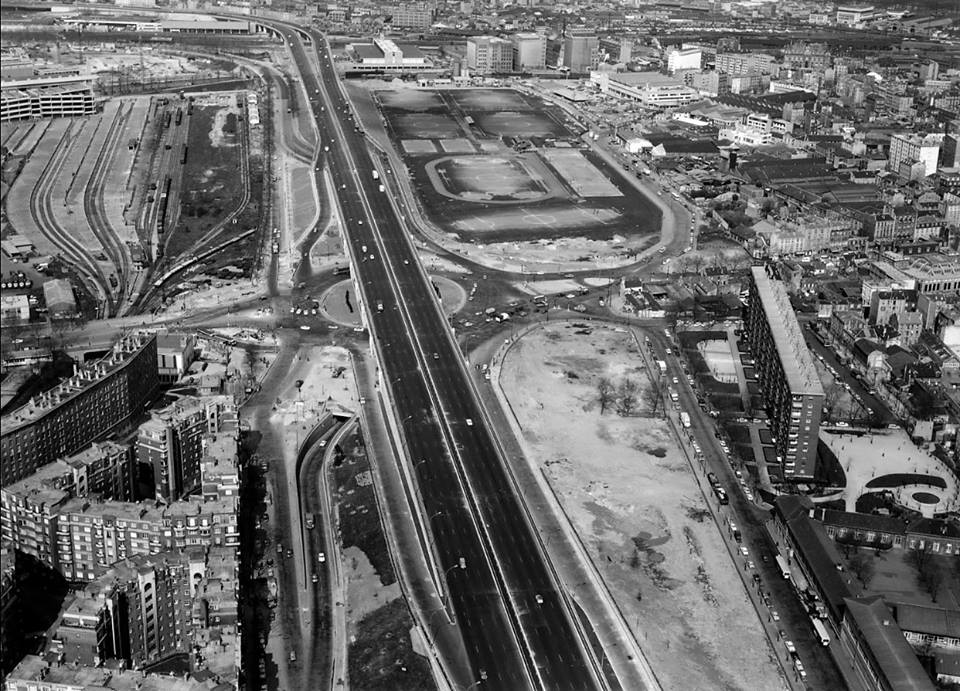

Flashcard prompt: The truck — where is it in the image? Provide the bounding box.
[775,555,791,579]
[656,360,667,376]
[680,412,691,428]
[372,170,379,180]
[811,618,831,646]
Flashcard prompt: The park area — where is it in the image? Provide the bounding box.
[498,322,787,691]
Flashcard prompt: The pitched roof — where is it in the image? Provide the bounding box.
[844,597,936,691]
[814,509,906,535]
[894,603,960,639]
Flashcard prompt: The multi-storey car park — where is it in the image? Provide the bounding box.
[0,75,96,122]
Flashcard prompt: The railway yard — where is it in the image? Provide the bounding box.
[2,58,268,318]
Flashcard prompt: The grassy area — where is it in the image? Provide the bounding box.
[331,432,396,586]
[348,598,435,691]
[169,104,246,259]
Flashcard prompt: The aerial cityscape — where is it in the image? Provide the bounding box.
[0,0,958,689]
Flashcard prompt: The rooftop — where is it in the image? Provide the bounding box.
[7,655,219,691]
[1,333,155,433]
[894,603,960,639]
[844,597,935,691]
[750,267,824,397]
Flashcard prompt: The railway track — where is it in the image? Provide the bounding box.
[85,101,135,314]
[29,121,114,317]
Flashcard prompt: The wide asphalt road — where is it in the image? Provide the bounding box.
[277,27,599,691]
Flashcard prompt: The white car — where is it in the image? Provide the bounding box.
[318,552,326,563]
[739,546,749,557]
[466,418,473,426]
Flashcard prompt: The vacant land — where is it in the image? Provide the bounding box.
[499,322,786,691]
[332,429,435,691]
[175,97,246,252]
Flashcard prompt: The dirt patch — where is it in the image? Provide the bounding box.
[500,322,787,691]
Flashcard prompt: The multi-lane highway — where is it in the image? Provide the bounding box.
[281,27,600,690]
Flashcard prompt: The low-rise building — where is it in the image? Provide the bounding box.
[0,293,29,324]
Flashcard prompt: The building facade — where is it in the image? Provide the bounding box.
[889,133,942,178]
[562,30,599,73]
[0,75,96,122]
[0,334,159,487]
[466,36,514,74]
[136,395,236,503]
[512,32,546,71]
[746,267,825,478]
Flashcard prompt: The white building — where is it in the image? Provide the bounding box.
[512,32,546,71]
[466,36,514,74]
[888,133,942,178]
[591,71,699,108]
[0,294,29,324]
[836,5,875,27]
[666,47,702,75]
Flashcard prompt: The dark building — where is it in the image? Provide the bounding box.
[0,334,159,486]
[746,267,825,478]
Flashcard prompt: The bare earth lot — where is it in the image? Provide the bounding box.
[499,323,787,691]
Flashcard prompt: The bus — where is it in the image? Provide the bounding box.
[775,555,791,579]
[811,618,831,646]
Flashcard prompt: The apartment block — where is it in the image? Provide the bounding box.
[52,550,205,668]
[0,546,19,678]
[562,30,599,73]
[466,36,514,74]
[1,489,238,581]
[889,133,942,178]
[389,3,433,30]
[136,395,236,503]
[0,334,159,487]
[512,32,546,71]
[715,52,775,75]
[746,267,825,478]
[666,47,702,75]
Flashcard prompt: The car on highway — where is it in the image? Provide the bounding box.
[739,545,749,557]
[312,573,319,583]
[433,352,439,360]
[300,325,311,331]
[466,418,473,426]
[318,552,326,563]
[377,301,383,312]
[286,549,293,559]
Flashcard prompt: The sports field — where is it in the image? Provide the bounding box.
[374,87,661,243]
[473,111,566,138]
[446,89,531,111]
[428,156,552,203]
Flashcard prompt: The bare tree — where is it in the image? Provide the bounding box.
[848,552,876,588]
[641,376,663,418]
[919,559,944,603]
[618,378,640,416]
[823,383,844,421]
[597,377,615,415]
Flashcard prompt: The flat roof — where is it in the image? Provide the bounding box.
[750,267,824,397]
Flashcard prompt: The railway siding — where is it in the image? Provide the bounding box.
[6,119,70,258]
